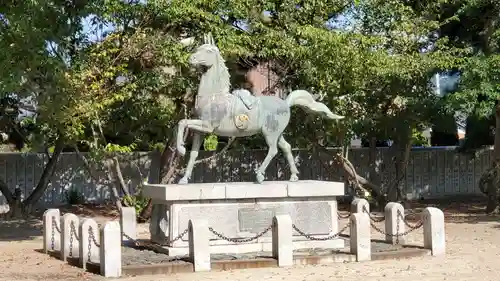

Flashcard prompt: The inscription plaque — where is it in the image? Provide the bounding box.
[238,208,275,232]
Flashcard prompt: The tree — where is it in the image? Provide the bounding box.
[0,0,103,217]
[140,0,461,206]
[424,0,500,212]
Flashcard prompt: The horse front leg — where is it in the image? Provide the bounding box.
[255,135,279,183]
[178,132,204,184]
[176,119,189,156]
[176,119,214,156]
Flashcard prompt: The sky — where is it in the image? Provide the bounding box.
[16,2,460,120]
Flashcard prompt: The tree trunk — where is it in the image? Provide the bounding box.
[494,103,500,161]
[139,135,184,220]
[4,137,65,218]
[368,136,382,187]
[104,158,123,211]
[112,157,131,198]
[385,132,412,203]
[0,178,14,207]
[481,102,500,213]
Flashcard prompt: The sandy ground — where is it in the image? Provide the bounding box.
[1,201,499,281]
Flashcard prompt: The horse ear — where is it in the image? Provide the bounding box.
[203,34,208,44]
[208,32,215,45]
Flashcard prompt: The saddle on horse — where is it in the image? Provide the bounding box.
[233,89,257,110]
[232,89,257,130]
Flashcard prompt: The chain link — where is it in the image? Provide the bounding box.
[209,225,272,243]
[362,206,385,222]
[169,228,189,244]
[367,210,424,244]
[337,211,351,219]
[398,210,424,231]
[69,221,79,257]
[292,222,350,241]
[87,226,100,263]
[368,218,402,244]
[50,217,57,251]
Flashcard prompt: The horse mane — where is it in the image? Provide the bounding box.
[211,50,231,94]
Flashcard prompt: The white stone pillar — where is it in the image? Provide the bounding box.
[384,202,405,244]
[61,213,80,261]
[188,219,211,272]
[79,218,100,269]
[351,198,370,214]
[120,207,137,242]
[272,214,293,267]
[423,207,445,256]
[350,213,371,261]
[100,221,122,277]
[43,209,60,253]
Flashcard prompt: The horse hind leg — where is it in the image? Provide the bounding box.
[255,134,279,183]
[278,135,299,182]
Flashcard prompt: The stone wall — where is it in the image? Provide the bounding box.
[0,147,490,212]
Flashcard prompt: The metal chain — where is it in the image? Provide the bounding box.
[337,211,351,219]
[368,218,402,244]
[87,226,100,263]
[169,228,189,244]
[87,236,92,263]
[398,210,424,230]
[69,221,79,257]
[89,226,100,247]
[209,225,272,243]
[368,210,424,244]
[362,206,385,222]
[52,217,61,233]
[51,217,57,251]
[292,222,350,241]
[122,232,139,246]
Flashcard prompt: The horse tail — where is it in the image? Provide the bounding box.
[285,90,344,120]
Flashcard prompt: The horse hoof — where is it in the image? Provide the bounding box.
[177,146,186,156]
[178,177,188,184]
[289,174,299,182]
[256,173,265,184]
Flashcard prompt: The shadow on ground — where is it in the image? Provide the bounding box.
[0,202,119,242]
[338,195,500,224]
[0,218,43,241]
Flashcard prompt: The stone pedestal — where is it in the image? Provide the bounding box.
[143,180,345,256]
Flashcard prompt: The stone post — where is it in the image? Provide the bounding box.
[272,214,293,267]
[61,213,80,261]
[351,198,370,214]
[79,218,100,270]
[350,213,371,261]
[100,221,122,277]
[384,202,405,244]
[120,207,137,243]
[43,209,61,253]
[188,219,211,272]
[423,207,445,256]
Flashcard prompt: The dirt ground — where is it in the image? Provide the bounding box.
[1,199,499,281]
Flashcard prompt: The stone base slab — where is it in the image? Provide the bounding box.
[145,180,345,257]
[162,239,345,256]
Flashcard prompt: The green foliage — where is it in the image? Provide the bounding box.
[411,128,430,147]
[123,183,149,217]
[1,0,466,154]
[122,194,149,217]
[203,134,218,151]
[64,188,85,205]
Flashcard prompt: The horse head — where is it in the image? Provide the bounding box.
[189,33,222,68]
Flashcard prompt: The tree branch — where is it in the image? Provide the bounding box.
[23,136,65,207]
[178,137,236,173]
[73,145,102,183]
[0,177,14,205]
